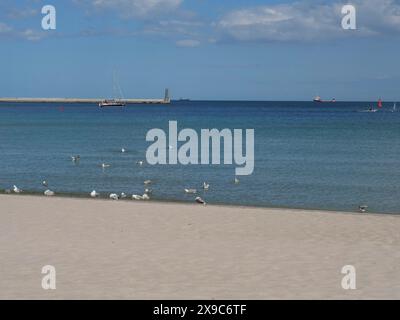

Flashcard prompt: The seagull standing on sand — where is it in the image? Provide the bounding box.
[195,197,206,205]
[359,205,368,213]
[90,190,100,198]
[13,185,22,194]
[44,189,55,196]
[132,194,143,200]
[120,193,127,199]
[142,193,150,200]
[109,193,119,200]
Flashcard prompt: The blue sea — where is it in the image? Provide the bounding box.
[0,101,399,214]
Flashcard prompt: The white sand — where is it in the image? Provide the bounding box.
[1,194,399,299]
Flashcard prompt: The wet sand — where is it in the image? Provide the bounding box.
[1,194,399,299]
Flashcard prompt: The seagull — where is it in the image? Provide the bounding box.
[121,148,126,153]
[44,189,55,196]
[120,193,127,199]
[109,193,119,200]
[137,160,144,166]
[359,205,368,213]
[195,197,206,205]
[202,182,210,190]
[90,190,99,198]
[13,185,22,194]
[144,188,153,195]
[185,188,197,194]
[144,180,152,185]
[42,180,48,187]
[234,177,240,184]
[71,155,80,162]
[142,193,150,200]
[102,163,111,168]
[132,194,143,200]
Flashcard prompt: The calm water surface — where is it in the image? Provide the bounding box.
[0,101,399,214]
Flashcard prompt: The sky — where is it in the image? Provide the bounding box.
[1,0,400,101]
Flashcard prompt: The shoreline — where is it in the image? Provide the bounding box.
[2,191,398,216]
[1,194,400,299]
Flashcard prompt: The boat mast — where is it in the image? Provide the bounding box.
[113,70,124,101]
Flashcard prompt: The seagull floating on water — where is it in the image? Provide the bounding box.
[121,148,126,153]
[137,160,144,166]
[102,163,111,168]
[13,185,22,194]
[42,181,48,187]
[144,188,153,195]
[90,190,99,198]
[202,182,210,190]
[44,189,55,196]
[234,177,240,184]
[185,188,197,194]
[71,155,80,162]
[144,180,152,185]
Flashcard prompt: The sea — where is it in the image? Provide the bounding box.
[0,101,399,214]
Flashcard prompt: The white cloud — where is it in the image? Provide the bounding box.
[0,22,46,41]
[78,0,183,18]
[20,29,45,41]
[7,7,38,19]
[216,0,400,42]
[0,22,12,34]
[176,39,200,47]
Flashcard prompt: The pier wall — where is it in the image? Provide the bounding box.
[0,98,170,104]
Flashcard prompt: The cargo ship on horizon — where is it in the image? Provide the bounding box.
[313,96,336,103]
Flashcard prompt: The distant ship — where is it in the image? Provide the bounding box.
[99,99,126,108]
[313,96,336,103]
[313,96,322,103]
[99,70,126,108]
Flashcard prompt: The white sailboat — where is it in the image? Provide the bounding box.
[99,71,126,108]
[392,102,397,112]
[359,106,378,113]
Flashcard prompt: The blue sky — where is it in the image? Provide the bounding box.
[1,0,400,101]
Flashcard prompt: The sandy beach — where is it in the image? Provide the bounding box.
[1,194,399,300]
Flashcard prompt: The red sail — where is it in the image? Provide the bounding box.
[378,99,383,108]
